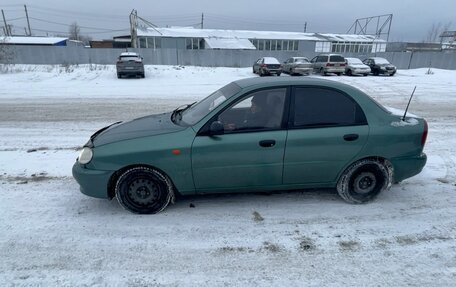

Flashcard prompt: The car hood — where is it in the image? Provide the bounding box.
[91,112,185,146]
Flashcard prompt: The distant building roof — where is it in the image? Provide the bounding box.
[136,27,386,43]
[205,37,256,50]
[137,27,321,41]
[1,36,68,45]
[317,33,384,43]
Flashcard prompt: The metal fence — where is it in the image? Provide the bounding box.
[2,45,456,70]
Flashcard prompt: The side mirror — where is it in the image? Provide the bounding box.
[209,121,224,136]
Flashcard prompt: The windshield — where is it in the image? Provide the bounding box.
[346,58,363,64]
[179,82,241,125]
[374,58,390,65]
[295,58,309,63]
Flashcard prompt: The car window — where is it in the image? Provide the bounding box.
[318,56,328,62]
[119,56,141,61]
[217,88,287,133]
[329,55,345,62]
[292,87,367,128]
[180,82,242,126]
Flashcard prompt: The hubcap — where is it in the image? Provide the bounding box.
[353,172,376,194]
[128,179,159,205]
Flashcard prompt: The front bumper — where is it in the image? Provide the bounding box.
[352,69,371,75]
[391,153,427,182]
[72,162,114,199]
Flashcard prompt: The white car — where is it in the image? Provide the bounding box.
[344,57,371,76]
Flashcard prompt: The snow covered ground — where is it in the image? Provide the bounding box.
[1,64,455,286]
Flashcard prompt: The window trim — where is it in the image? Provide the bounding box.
[288,86,368,130]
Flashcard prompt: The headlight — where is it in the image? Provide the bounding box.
[78,147,93,164]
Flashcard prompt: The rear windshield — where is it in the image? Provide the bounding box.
[263,57,280,64]
[119,56,141,61]
[330,55,345,62]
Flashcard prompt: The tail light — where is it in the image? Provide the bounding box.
[340,63,346,67]
[326,63,334,67]
[421,119,428,147]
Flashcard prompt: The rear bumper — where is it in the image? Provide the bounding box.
[262,68,282,74]
[391,153,427,182]
[293,67,313,74]
[72,162,113,199]
[324,67,345,73]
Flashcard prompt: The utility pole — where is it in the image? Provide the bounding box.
[304,22,307,33]
[201,13,204,29]
[24,5,31,36]
[129,9,138,48]
[1,10,9,36]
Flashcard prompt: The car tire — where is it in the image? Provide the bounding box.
[253,68,256,74]
[373,70,379,76]
[336,158,393,204]
[347,69,352,76]
[336,73,342,76]
[363,74,368,77]
[141,73,145,78]
[277,73,281,76]
[115,166,174,214]
[320,68,326,76]
[117,73,121,79]
[390,72,395,76]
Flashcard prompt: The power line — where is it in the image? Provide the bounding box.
[29,17,125,31]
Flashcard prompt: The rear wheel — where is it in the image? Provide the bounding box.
[115,166,174,214]
[373,69,379,76]
[337,159,393,204]
[117,73,121,79]
[336,72,342,76]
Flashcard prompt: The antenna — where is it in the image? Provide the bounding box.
[402,86,417,121]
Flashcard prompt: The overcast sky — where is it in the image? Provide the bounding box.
[1,0,454,42]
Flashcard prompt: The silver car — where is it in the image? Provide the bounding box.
[116,52,145,78]
[344,57,371,76]
[310,54,346,76]
[282,57,313,76]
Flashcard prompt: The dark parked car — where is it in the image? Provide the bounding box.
[73,77,427,214]
[363,57,397,76]
[253,57,282,76]
[310,54,346,76]
[282,57,313,76]
[116,52,145,78]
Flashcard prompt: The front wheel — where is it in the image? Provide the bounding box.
[336,159,393,204]
[320,68,326,76]
[115,166,174,214]
[346,69,352,76]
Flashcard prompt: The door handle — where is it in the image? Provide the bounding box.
[259,140,276,147]
[343,134,359,141]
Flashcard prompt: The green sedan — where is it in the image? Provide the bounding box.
[73,77,427,214]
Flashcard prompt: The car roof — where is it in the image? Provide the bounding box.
[120,52,140,56]
[233,76,349,90]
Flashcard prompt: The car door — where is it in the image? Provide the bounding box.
[192,87,289,192]
[283,86,369,185]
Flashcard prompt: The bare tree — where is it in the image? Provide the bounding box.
[68,22,81,41]
[425,21,452,42]
[0,37,15,64]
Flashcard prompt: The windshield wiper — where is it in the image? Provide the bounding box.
[171,102,197,123]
